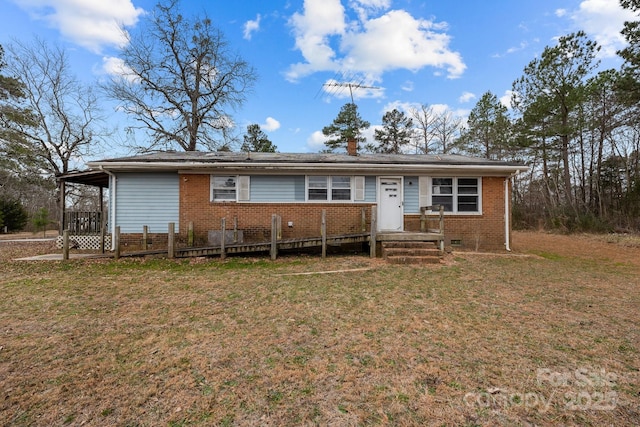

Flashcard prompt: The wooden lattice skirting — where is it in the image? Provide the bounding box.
[55,235,112,250]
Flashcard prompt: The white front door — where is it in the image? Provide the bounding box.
[378,177,403,231]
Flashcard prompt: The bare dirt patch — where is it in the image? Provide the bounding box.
[0,232,638,426]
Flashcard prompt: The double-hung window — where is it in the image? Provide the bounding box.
[307,176,352,201]
[456,178,480,212]
[308,176,328,200]
[331,176,351,200]
[431,178,454,211]
[431,177,480,213]
[211,176,237,201]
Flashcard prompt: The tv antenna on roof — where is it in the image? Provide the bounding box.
[322,81,380,104]
[317,71,380,103]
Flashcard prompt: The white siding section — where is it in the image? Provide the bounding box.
[115,172,179,233]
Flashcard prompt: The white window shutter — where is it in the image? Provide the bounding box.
[238,176,250,201]
[419,176,429,208]
[354,176,365,201]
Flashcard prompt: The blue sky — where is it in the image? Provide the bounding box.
[0,0,636,156]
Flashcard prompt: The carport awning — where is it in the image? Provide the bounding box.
[57,170,110,188]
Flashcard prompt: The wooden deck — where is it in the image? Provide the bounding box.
[177,233,371,258]
[103,231,444,260]
[61,206,446,260]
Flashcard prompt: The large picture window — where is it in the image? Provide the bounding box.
[431,177,480,213]
[307,176,352,201]
[211,176,237,201]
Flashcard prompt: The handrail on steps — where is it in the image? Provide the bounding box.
[419,205,444,235]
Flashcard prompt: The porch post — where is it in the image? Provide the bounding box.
[370,206,377,258]
[220,218,226,260]
[58,179,66,235]
[321,209,327,259]
[99,186,104,215]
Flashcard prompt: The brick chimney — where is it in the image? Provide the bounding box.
[347,138,357,156]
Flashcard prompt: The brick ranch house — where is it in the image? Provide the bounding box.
[60,151,526,253]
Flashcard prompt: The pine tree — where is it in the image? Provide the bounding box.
[459,91,511,159]
[618,0,640,104]
[512,31,600,213]
[322,103,370,152]
[241,124,277,152]
[373,109,413,154]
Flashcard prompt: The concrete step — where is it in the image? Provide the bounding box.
[382,247,441,258]
[382,241,439,249]
[381,240,443,264]
[385,255,442,265]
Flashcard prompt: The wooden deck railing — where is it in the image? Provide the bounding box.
[63,211,104,235]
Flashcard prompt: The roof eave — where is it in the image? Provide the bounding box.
[87,161,528,176]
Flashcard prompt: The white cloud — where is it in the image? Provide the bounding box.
[570,0,637,57]
[243,14,261,40]
[261,117,281,132]
[350,0,391,21]
[500,90,516,109]
[12,0,144,53]
[287,0,346,79]
[342,10,465,78]
[101,56,138,82]
[306,130,328,151]
[353,0,391,9]
[287,0,465,82]
[362,125,379,147]
[382,100,419,115]
[430,103,452,115]
[401,80,414,92]
[555,9,567,18]
[459,91,476,103]
[492,41,528,58]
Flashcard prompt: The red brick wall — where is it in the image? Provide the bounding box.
[405,176,509,251]
[180,174,374,246]
[178,174,510,251]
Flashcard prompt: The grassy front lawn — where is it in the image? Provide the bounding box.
[1,232,639,426]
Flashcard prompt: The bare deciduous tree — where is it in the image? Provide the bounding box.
[103,0,257,152]
[433,109,462,154]
[3,38,103,176]
[409,104,439,154]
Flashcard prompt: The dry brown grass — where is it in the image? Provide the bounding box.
[0,232,639,426]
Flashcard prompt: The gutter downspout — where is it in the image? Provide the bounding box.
[504,170,520,252]
[100,166,116,251]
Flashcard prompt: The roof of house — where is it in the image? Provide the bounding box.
[82,151,527,177]
[90,151,523,166]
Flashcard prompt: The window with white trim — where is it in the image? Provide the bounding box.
[211,176,237,201]
[430,177,480,213]
[307,176,352,201]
